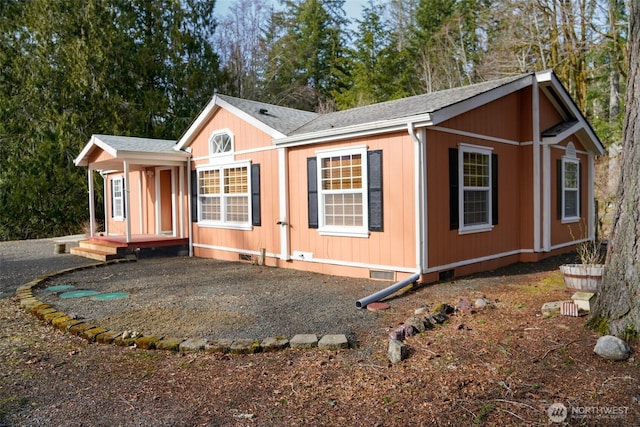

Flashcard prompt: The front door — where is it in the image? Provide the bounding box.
[158,168,173,234]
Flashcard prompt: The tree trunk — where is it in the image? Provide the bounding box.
[589,3,640,338]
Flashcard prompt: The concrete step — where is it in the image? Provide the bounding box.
[70,246,120,262]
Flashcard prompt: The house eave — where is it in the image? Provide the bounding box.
[273,114,433,146]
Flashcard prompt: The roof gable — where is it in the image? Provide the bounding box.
[75,135,186,169]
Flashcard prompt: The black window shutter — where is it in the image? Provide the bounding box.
[251,164,261,226]
[368,150,383,231]
[110,178,114,218]
[307,157,318,228]
[557,159,563,219]
[449,148,459,230]
[491,153,498,225]
[191,170,198,222]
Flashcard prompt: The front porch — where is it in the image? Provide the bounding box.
[71,234,189,262]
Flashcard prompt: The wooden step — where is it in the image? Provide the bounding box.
[78,239,124,255]
[70,246,120,262]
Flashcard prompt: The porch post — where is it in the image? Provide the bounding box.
[124,161,132,243]
[278,147,290,261]
[87,167,95,237]
[178,164,185,238]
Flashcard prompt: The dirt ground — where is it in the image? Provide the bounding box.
[1,242,639,426]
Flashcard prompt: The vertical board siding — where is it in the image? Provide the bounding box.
[288,134,416,270]
[188,108,280,257]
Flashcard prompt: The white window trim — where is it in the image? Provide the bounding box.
[458,143,493,235]
[208,129,234,160]
[316,146,369,238]
[196,161,252,230]
[112,176,124,221]
[561,156,580,224]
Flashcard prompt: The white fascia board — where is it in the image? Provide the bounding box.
[176,95,219,150]
[273,114,433,147]
[537,72,605,155]
[429,75,533,125]
[119,151,190,165]
[74,135,118,166]
[215,97,287,140]
[541,122,583,145]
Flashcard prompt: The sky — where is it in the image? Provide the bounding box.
[214,0,368,24]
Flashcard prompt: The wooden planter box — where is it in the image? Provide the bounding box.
[560,264,604,292]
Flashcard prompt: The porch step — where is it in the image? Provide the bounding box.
[70,240,127,262]
[70,246,121,262]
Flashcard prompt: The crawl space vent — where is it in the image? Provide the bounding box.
[369,270,395,281]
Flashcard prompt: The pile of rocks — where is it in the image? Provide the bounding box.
[388,297,495,363]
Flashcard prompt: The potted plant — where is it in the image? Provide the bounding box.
[560,237,605,292]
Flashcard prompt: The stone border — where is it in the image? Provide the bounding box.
[15,260,350,354]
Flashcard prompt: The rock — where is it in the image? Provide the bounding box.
[455,297,473,314]
[434,303,454,315]
[414,306,428,315]
[423,314,437,329]
[389,326,405,341]
[318,334,349,350]
[474,297,494,309]
[402,322,416,337]
[405,317,426,334]
[541,301,565,318]
[594,335,632,361]
[432,312,449,324]
[388,339,408,363]
[289,334,318,349]
[179,338,206,352]
[260,337,289,352]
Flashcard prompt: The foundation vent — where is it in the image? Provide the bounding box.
[438,269,454,282]
[238,253,252,262]
[369,270,395,281]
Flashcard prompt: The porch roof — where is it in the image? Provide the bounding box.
[75,134,189,170]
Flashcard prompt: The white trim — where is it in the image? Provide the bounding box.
[192,242,418,274]
[278,148,290,260]
[588,152,595,240]
[430,126,521,146]
[208,128,234,159]
[560,156,580,221]
[111,175,125,220]
[532,76,541,252]
[193,243,279,258]
[138,170,144,234]
[551,144,590,155]
[274,114,433,147]
[425,248,533,273]
[550,237,590,251]
[195,161,252,228]
[542,144,551,251]
[315,146,369,236]
[176,95,285,151]
[191,143,277,163]
[87,168,95,237]
[457,143,493,234]
[178,165,185,239]
[123,162,131,243]
[429,76,532,125]
[541,122,583,145]
[408,123,428,273]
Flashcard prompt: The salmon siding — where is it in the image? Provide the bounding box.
[76,71,605,282]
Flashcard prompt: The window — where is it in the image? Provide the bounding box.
[455,144,495,233]
[197,164,250,228]
[111,176,124,219]
[209,131,233,156]
[559,143,580,222]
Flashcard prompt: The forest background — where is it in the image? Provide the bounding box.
[0,0,628,241]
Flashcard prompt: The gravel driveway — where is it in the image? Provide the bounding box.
[2,237,395,344]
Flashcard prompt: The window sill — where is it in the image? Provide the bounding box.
[561,217,581,224]
[197,222,252,231]
[318,228,369,238]
[458,225,494,235]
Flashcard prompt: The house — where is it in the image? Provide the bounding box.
[74,70,605,283]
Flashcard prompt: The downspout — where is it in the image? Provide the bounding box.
[408,121,426,276]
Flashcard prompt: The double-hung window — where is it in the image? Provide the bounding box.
[560,143,580,222]
[459,144,493,233]
[317,147,368,237]
[111,176,124,220]
[197,163,250,228]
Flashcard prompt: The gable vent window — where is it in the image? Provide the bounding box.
[209,130,233,156]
